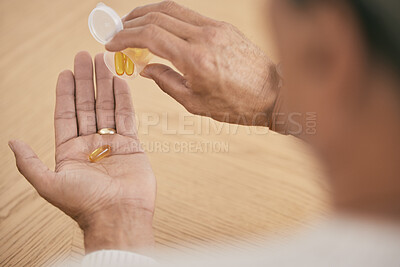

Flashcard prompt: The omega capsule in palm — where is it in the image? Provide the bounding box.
[89,145,111,163]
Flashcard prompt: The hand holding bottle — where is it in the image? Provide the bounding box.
[106,1,280,126]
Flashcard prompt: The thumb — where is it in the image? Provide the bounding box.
[140,63,191,105]
[9,140,56,199]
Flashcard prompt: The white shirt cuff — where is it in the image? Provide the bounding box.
[81,250,157,267]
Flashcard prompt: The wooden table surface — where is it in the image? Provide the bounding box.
[0,0,330,265]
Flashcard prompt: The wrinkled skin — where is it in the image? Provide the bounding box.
[107,0,280,126]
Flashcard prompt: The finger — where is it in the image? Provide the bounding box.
[74,51,96,135]
[113,77,137,137]
[9,140,56,199]
[94,53,115,130]
[124,1,216,26]
[54,70,77,147]
[140,63,191,107]
[124,12,200,41]
[106,26,188,70]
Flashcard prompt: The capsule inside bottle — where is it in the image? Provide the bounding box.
[125,56,135,76]
[89,145,111,162]
[114,52,135,76]
[104,48,152,79]
[114,52,125,76]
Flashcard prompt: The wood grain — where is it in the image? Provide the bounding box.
[0,0,331,265]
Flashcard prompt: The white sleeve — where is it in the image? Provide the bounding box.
[81,250,157,267]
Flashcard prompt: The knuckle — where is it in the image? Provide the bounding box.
[192,49,215,71]
[202,26,219,41]
[218,21,237,33]
[96,100,114,111]
[218,21,231,30]
[142,24,158,37]
[217,21,237,36]
[161,0,177,11]
[76,100,95,111]
[145,12,162,24]
[154,67,172,88]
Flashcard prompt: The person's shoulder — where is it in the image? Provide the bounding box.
[260,215,400,267]
[169,215,400,267]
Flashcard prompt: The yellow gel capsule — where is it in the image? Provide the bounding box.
[125,56,135,76]
[114,52,124,76]
[89,145,111,163]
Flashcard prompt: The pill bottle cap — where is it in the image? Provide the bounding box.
[88,3,123,45]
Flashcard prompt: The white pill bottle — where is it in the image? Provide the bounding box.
[88,3,152,79]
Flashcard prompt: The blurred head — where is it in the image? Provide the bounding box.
[270,0,400,214]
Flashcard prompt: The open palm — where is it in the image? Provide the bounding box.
[9,52,156,234]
